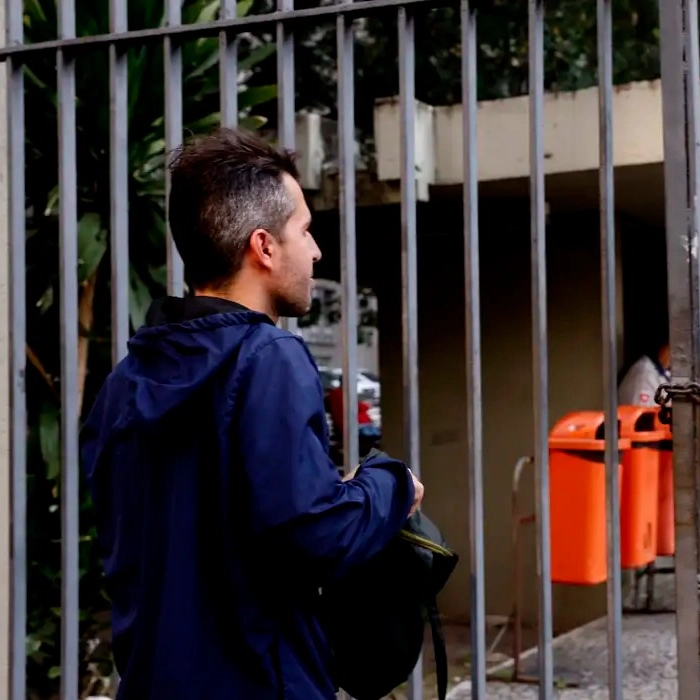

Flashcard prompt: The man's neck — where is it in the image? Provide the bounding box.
[194,285,278,324]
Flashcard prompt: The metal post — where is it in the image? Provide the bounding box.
[597,0,623,697]
[277,0,298,334]
[528,1,553,696]
[337,2,359,473]
[461,1,486,696]
[57,0,80,694]
[0,1,11,697]
[220,0,238,126]
[5,0,25,695]
[659,2,700,698]
[165,0,185,296]
[110,0,129,361]
[398,6,421,699]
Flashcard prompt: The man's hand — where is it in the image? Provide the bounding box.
[342,464,423,517]
[342,466,359,482]
[408,470,424,517]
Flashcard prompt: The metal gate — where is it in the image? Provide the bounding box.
[0,1,699,700]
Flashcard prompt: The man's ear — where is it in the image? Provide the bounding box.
[248,228,277,270]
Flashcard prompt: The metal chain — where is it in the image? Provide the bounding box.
[654,382,700,425]
[655,382,700,405]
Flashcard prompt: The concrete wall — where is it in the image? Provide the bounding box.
[372,202,626,633]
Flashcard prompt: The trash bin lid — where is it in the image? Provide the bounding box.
[618,405,666,443]
[549,411,630,452]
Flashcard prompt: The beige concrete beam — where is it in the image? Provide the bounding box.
[374,80,665,186]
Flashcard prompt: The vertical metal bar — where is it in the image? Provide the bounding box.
[6,0,25,694]
[110,0,129,360]
[165,0,184,296]
[597,0,623,697]
[337,4,358,473]
[398,7,421,700]
[219,0,238,126]
[0,7,10,696]
[276,0,295,151]
[57,0,79,697]
[461,2,486,696]
[528,1,553,697]
[0,4,11,694]
[679,2,700,694]
[659,2,700,697]
[277,0,297,334]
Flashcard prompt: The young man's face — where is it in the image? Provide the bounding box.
[270,174,321,318]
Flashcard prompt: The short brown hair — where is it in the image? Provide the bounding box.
[167,127,299,290]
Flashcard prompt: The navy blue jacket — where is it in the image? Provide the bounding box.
[80,296,415,700]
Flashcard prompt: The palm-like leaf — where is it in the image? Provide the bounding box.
[22,0,276,695]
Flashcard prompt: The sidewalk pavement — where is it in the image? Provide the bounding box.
[447,567,678,700]
[447,613,676,699]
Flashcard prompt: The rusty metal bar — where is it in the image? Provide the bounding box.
[511,456,533,682]
[659,1,700,697]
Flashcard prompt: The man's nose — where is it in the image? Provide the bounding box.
[311,235,322,263]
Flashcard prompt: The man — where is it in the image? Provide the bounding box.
[618,334,671,407]
[80,128,423,700]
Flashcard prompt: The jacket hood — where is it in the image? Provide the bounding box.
[115,296,275,426]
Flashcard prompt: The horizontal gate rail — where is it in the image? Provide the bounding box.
[0,0,452,60]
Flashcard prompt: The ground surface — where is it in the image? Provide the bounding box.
[379,564,680,699]
[447,567,678,699]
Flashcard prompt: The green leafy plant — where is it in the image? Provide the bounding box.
[22,0,275,696]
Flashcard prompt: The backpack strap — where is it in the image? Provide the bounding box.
[426,598,448,700]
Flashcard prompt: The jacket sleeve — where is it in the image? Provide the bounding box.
[233,336,415,579]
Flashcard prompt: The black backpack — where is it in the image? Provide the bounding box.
[321,451,459,700]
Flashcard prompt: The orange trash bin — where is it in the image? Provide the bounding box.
[549,412,628,585]
[618,406,665,569]
[654,410,674,556]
